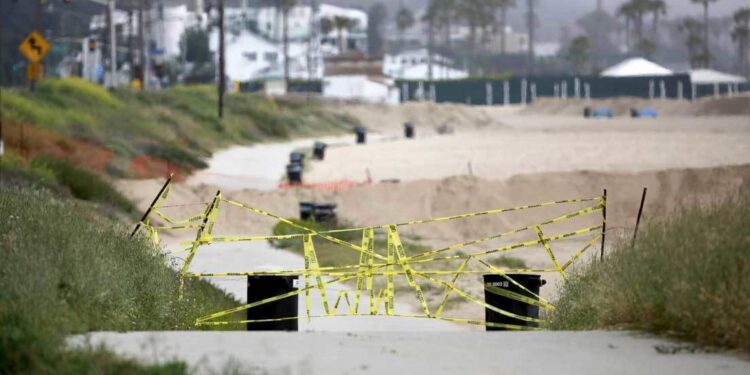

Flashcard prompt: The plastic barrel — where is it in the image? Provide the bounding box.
[355,127,366,144]
[313,203,337,222]
[404,123,415,138]
[483,274,545,331]
[313,142,327,160]
[290,152,305,166]
[286,163,302,184]
[246,275,299,331]
[299,202,315,220]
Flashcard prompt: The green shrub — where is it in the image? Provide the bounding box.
[548,193,750,351]
[30,156,135,213]
[0,185,242,374]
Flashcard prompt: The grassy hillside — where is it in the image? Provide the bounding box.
[0,78,358,178]
[548,193,750,352]
[0,161,243,374]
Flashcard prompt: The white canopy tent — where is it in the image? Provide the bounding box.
[689,69,747,84]
[600,57,673,77]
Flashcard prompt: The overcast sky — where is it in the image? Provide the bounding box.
[321,0,749,41]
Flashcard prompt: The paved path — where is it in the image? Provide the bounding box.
[69,331,750,375]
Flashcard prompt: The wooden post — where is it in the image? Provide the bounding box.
[630,187,648,248]
[130,174,173,237]
[600,188,607,261]
[218,0,225,118]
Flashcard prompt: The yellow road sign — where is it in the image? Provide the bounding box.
[27,62,44,81]
[19,31,50,63]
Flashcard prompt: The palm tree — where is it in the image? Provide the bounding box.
[497,0,517,55]
[526,0,537,72]
[618,1,638,51]
[261,0,297,86]
[647,0,667,33]
[679,17,710,67]
[565,35,591,74]
[732,7,750,78]
[424,2,440,79]
[618,0,652,54]
[458,0,483,57]
[332,16,358,54]
[690,0,719,67]
[395,6,415,51]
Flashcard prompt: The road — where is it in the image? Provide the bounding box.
[68,331,750,375]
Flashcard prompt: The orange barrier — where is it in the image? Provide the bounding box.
[278,179,370,191]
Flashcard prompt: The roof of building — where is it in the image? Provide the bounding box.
[600,57,673,77]
[689,68,747,84]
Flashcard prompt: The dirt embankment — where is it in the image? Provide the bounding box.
[523,95,750,117]
[120,164,750,246]
[327,101,519,132]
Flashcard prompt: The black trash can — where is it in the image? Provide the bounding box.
[313,203,337,222]
[630,108,639,118]
[313,142,327,160]
[583,107,591,118]
[483,274,545,331]
[299,202,315,220]
[355,126,366,144]
[404,122,415,139]
[290,152,305,166]
[286,163,302,184]
[246,275,299,331]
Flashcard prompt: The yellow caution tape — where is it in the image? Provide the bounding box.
[131,178,605,329]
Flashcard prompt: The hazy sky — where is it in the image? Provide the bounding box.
[322,0,749,41]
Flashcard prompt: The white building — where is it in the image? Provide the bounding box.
[254,4,367,52]
[485,27,529,55]
[383,49,468,80]
[210,30,323,82]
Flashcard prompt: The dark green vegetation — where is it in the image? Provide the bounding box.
[1,153,134,215]
[549,193,750,352]
[0,164,243,374]
[1,78,358,176]
[271,218,432,268]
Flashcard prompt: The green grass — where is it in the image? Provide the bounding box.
[0,168,244,374]
[548,193,750,352]
[1,78,359,176]
[271,219,432,268]
[1,153,135,215]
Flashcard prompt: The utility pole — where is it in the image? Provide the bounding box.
[30,0,43,92]
[218,0,225,118]
[138,0,150,89]
[109,0,117,88]
[0,0,4,158]
[526,0,535,74]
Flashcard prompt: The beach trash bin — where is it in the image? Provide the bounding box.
[630,108,639,117]
[246,275,299,331]
[299,202,315,220]
[286,163,302,184]
[583,107,591,118]
[313,142,327,160]
[313,203,337,222]
[404,122,415,138]
[483,274,546,331]
[290,151,305,166]
[355,126,366,144]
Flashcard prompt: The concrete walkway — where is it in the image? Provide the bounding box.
[69,331,750,375]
